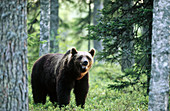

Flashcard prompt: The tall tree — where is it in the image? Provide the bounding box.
[50,0,59,53]
[93,0,103,52]
[148,0,169,110]
[87,0,153,92]
[0,0,28,110]
[88,0,92,51]
[142,0,153,94]
[121,0,134,72]
[39,0,50,56]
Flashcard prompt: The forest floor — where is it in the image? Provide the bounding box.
[28,63,148,111]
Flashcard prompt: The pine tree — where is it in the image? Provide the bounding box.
[88,0,153,92]
[93,0,103,52]
[121,0,134,72]
[0,0,28,110]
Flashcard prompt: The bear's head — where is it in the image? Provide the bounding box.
[70,48,95,80]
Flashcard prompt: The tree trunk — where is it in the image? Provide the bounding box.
[93,0,103,52]
[145,22,152,95]
[0,0,28,110]
[39,0,50,56]
[142,0,153,94]
[148,0,169,110]
[121,1,135,72]
[88,0,92,51]
[50,0,59,53]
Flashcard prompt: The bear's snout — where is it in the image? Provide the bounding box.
[80,60,89,73]
[82,61,88,66]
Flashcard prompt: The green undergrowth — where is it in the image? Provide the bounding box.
[28,63,148,111]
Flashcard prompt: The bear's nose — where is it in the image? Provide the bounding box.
[82,61,88,66]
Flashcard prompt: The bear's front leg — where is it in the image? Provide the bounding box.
[57,79,74,108]
[74,73,89,108]
[58,90,71,108]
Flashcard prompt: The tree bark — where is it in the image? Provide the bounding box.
[50,0,59,53]
[39,0,50,56]
[148,0,169,110]
[0,0,28,110]
[93,0,103,52]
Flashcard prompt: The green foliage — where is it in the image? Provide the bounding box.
[27,0,41,73]
[28,63,148,110]
[87,0,153,93]
[27,33,40,72]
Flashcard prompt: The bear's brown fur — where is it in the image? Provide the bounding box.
[31,48,95,108]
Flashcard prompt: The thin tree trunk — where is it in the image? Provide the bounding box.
[50,0,59,53]
[93,0,103,52]
[148,0,169,110]
[121,1,135,72]
[39,0,50,56]
[142,0,153,94]
[88,0,92,51]
[0,0,28,110]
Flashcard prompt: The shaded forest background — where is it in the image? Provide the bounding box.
[0,0,169,110]
[27,0,169,110]
[27,0,152,94]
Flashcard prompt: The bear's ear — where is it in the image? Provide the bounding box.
[71,47,77,55]
[89,48,95,57]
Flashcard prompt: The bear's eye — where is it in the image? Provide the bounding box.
[86,56,91,61]
[77,56,83,60]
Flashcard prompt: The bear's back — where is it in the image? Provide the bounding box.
[31,53,64,89]
[32,53,64,77]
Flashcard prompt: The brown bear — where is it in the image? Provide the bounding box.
[31,48,95,108]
